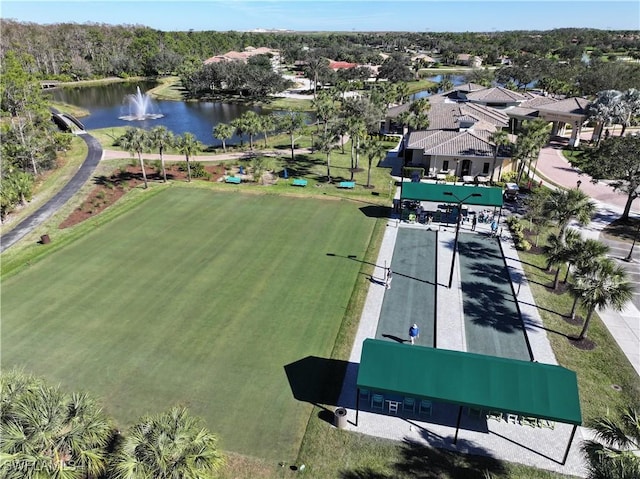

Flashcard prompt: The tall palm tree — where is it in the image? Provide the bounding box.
[542,188,596,243]
[119,127,149,188]
[573,257,632,340]
[317,129,338,183]
[213,122,234,153]
[488,130,510,184]
[110,406,224,479]
[515,118,551,183]
[363,137,388,188]
[582,406,640,479]
[259,114,276,148]
[0,370,112,479]
[587,90,622,146]
[176,133,202,183]
[312,90,338,135]
[276,110,307,163]
[564,237,609,284]
[618,88,640,137]
[147,126,174,183]
[345,116,367,180]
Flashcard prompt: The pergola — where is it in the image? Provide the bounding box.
[356,339,582,465]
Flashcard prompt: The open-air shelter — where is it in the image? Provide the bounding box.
[398,182,504,223]
[356,339,582,465]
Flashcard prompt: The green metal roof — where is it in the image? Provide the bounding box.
[357,339,582,425]
[400,183,504,207]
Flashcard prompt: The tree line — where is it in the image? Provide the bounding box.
[2,19,639,82]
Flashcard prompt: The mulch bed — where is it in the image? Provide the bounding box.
[59,164,224,229]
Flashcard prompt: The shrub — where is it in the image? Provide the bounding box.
[516,239,531,251]
[501,171,518,183]
[190,162,211,180]
[402,167,425,179]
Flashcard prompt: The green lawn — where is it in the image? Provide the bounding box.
[1,187,378,462]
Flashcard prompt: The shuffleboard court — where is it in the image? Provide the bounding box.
[457,233,531,360]
[1,188,377,461]
[376,228,437,347]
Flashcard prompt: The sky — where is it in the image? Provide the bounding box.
[1,0,639,32]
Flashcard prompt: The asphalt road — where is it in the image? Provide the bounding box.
[0,132,103,253]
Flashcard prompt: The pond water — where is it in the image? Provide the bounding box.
[47,81,287,146]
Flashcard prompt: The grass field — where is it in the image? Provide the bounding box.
[1,187,378,462]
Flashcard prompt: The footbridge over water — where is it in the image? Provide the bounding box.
[50,109,86,133]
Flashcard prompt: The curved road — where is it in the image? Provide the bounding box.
[0,132,103,253]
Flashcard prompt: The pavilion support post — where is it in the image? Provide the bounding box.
[453,405,463,444]
[355,388,360,427]
[561,424,578,465]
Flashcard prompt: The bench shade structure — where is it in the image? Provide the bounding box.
[355,339,581,464]
[357,339,581,424]
[401,183,503,207]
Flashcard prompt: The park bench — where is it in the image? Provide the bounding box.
[225,176,241,184]
[292,178,308,187]
[338,181,355,189]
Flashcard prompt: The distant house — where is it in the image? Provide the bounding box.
[411,53,436,66]
[456,53,483,68]
[328,61,358,71]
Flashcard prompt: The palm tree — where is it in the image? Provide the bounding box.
[488,130,510,184]
[543,231,574,290]
[147,126,174,183]
[618,88,640,137]
[0,370,112,479]
[345,116,367,180]
[276,110,307,163]
[119,127,149,188]
[176,133,202,182]
[363,137,388,188]
[236,111,261,149]
[312,90,338,135]
[110,406,224,479]
[567,239,609,321]
[317,129,338,182]
[587,90,622,146]
[213,122,234,153]
[542,188,596,243]
[259,114,276,148]
[582,406,640,479]
[515,118,551,183]
[573,257,632,340]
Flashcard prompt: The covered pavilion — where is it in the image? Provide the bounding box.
[355,339,582,465]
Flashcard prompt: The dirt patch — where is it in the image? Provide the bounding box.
[567,336,596,351]
[59,163,225,229]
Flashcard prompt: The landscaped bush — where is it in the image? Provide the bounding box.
[189,162,211,179]
[516,239,532,251]
[501,171,518,183]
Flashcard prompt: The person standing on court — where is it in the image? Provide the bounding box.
[409,323,420,344]
[386,267,393,289]
[471,214,477,231]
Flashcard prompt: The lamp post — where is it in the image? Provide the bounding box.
[444,191,482,288]
[624,221,640,262]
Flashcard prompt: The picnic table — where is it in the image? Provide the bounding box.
[338,181,355,189]
[225,176,241,184]
[292,178,308,187]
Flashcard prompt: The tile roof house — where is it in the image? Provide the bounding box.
[456,53,483,68]
[389,85,590,181]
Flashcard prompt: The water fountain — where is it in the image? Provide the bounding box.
[119,86,164,121]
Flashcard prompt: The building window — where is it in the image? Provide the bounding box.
[483,162,490,174]
[442,160,449,171]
